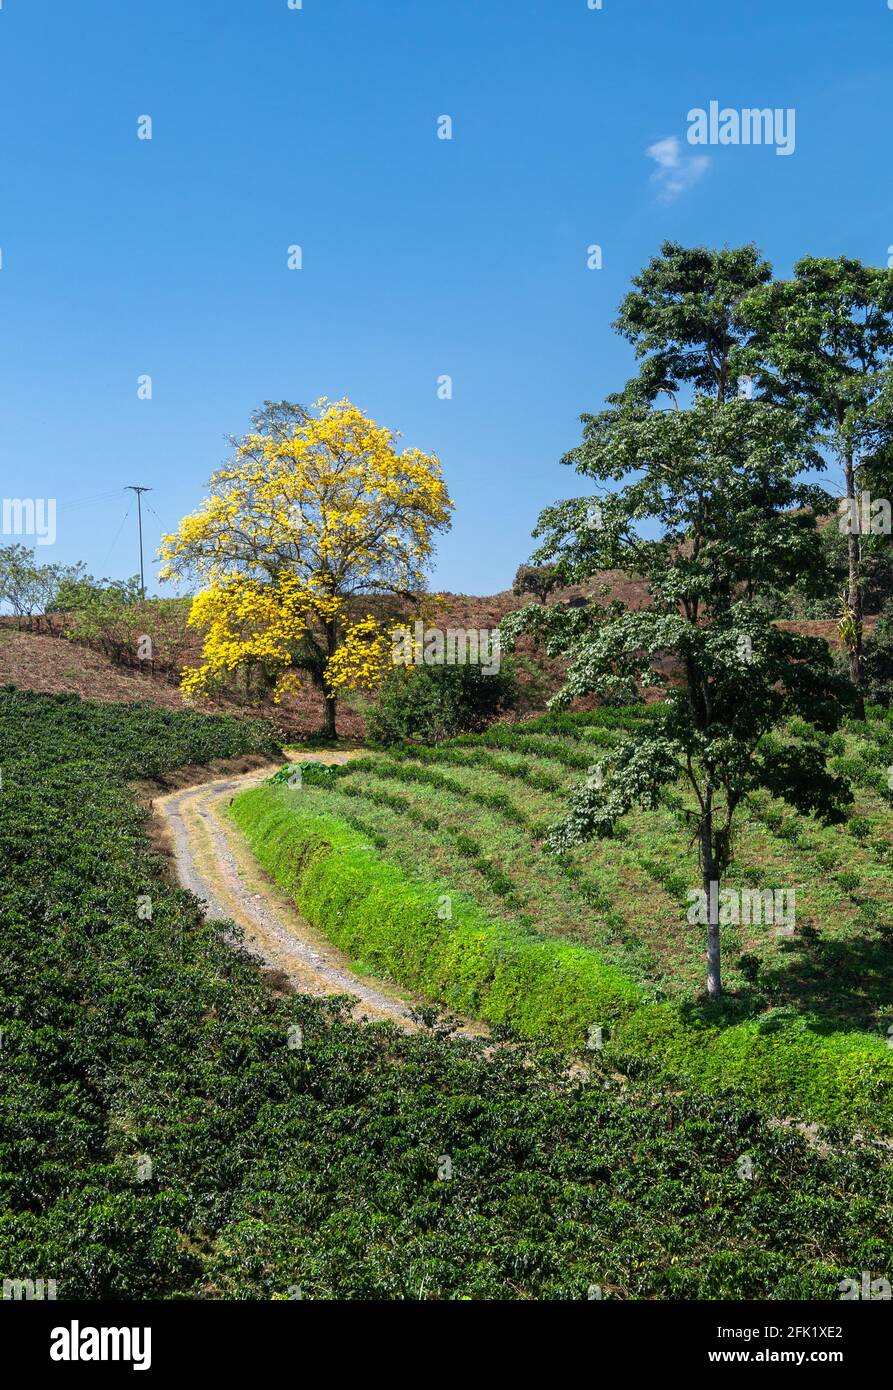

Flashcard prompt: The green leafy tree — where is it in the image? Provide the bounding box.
[863,600,893,706]
[0,546,86,631]
[512,564,560,604]
[504,395,852,1000]
[54,572,142,619]
[610,240,772,407]
[0,545,41,620]
[52,573,192,676]
[500,244,858,999]
[742,257,893,716]
[601,239,840,606]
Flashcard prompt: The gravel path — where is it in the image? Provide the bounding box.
[154,765,422,1029]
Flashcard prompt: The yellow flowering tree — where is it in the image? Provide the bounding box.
[159,398,453,735]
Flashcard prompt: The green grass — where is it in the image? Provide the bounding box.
[230,791,642,1040]
[232,707,893,1131]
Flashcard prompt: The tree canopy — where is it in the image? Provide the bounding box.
[741,257,893,713]
[160,398,453,734]
[504,243,859,998]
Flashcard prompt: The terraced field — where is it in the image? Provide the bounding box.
[232,705,893,1130]
[11,688,893,1300]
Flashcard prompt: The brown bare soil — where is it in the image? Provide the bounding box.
[0,627,199,709]
[775,617,877,642]
[0,625,367,737]
[1,572,858,739]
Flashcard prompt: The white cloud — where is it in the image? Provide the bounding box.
[646,135,710,202]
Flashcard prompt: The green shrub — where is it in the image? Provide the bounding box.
[269,760,340,790]
[368,659,521,745]
[864,604,893,707]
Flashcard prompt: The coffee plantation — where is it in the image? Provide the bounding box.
[1,687,892,1299]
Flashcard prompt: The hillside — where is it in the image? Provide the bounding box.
[231,704,893,1131]
[2,685,892,1300]
[0,574,860,738]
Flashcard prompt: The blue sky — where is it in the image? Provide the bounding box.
[1,0,892,595]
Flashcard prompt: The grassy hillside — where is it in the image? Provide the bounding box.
[4,687,893,1299]
[231,705,893,1129]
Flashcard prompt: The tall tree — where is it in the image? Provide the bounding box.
[741,258,893,717]
[603,238,837,606]
[610,240,772,406]
[160,399,453,736]
[504,396,852,999]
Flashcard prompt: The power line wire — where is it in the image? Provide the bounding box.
[54,489,125,513]
[101,506,131,572]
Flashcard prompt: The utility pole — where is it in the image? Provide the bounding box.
[125,486,152,600]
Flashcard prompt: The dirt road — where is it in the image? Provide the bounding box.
[152,757,426,1030]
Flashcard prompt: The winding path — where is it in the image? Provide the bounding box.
[152,758,426,1030]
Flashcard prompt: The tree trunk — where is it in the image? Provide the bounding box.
[701,801,722,999]
[323,691,337,739]
[322,618,338,739]
[844,450,866,720]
